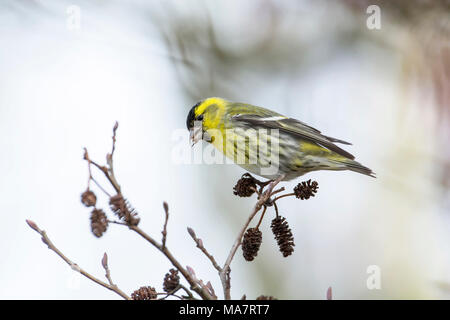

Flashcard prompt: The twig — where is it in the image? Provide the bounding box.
[123,224,215,300]
[83,149,111,197]
[26,219,131,300]
[273,201,279,217]
[187,227,222,273]
[107,219,128,226]
[83,123,121,195]
[83,123,215,300]
[84,149,120,195]
[186,266,218,299]
[105,123,121,194]
[157,285,183,300]
[91,176,112,197]
[268,187,286,198]
[272,192,295,202]
[220,175,285,300]
[101,252,118,289]
[162,202,169,250]
[159,293,183,300]
[85,148,93,190]
[327,286,332,300]
[179,284,196,300]
[255,205,267,229]
[111,121,118,157]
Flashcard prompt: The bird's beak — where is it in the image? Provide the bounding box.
[189,125,203,147]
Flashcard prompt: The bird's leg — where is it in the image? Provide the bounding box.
[242,173,285,204]
[244,174,273,193]
[257,180,272,195]
[256,179,272,188]
[241,173,272,196]
[241,173,270,187]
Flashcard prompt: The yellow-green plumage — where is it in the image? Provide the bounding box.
[186,97,374,181]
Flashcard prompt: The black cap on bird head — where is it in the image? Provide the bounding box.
[186,101,202,130]
[186,101,206,146]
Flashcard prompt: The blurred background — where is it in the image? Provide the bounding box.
[0,0,449,299]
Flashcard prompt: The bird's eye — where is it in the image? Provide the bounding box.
[197,114,204,121]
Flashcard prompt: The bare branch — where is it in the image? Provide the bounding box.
[162,202,169,250]
[82,123,215,300]
[179,284,196,300]
[186,266,218,299]
[26,220,131,300]
[255,205,267,230]
[187,227,222,273]
[101,252,120,291]
[272,192,295,202]
[327,286,332,300]
[220,175,285,300]
[121,224,215,300]
[111,121,119,157]
[84,148,120,195]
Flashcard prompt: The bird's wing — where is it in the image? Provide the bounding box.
[231,113,355,160]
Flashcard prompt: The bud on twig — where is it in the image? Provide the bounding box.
[206,281,215,297]
[101,252,108,269]
[186,266,196,277]
[26,219,39,232]
[187,227,196,238]
[327,286,332,300]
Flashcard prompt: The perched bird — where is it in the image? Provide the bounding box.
[186,97,374,181]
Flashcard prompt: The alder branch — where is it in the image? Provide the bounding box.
[187,227,222,273]
[29,122,318,300]
[26,220,131,300]
[116,223,215,300]
[220,174,285,300]
[101,252,121,291]
[162,202,169,250]
[82,122,215,300]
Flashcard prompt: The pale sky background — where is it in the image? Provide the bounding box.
[0,0,449,299]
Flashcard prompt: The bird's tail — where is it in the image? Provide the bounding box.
[331,158,376,178]
[344,160,375,178]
